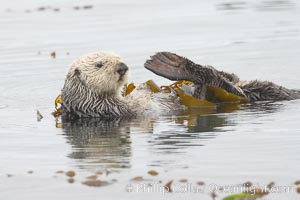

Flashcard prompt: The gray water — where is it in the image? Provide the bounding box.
[0,0,300,199]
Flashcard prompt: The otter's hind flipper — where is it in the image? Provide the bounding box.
[241,81,300,101]
[145,52,246,98]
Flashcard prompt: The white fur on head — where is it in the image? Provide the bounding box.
[67,52,129,95]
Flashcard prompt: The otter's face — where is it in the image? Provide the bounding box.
[68,52,129,94]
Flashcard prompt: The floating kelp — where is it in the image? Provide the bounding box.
[82,179,110,187]
[266,181,275,189]
[178,179,188,183]
[164,180,173,192]
[65,170,76,177]
[124,83,136,96]
[52,95,62,117]
[131,176,144,181]
[147,169,158,176]
[50,51,56,59]
[223,193,259,200]
[123,79,246,108]
[196,181,205,186]
[223,187,270,200]
[207,85,248,103]
[145,80,161,93]
[243,181,253,187]
[173,87,216,108]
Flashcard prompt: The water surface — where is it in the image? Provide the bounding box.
[0,0,299,199]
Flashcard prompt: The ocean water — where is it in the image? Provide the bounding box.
[0,0,299,199]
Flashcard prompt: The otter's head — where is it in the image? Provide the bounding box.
[66,52,129,95]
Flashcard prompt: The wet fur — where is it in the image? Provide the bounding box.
[61,52,134,119]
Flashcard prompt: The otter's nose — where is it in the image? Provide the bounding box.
[117,64,128,75]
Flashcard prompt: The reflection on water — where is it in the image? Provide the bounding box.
[62,118,132,169]
[243,101,284,114]
[61,113,228,170]
[60,102,283,170]
[149,115,227,150]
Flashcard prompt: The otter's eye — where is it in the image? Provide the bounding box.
[96,63,103,68]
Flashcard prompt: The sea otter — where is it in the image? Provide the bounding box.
[61,51,299,119]
[61,52,182,119]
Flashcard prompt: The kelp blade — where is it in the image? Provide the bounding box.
[174,87,216,108]
[146,80,161,93]
[52,95,63,117]
[54,95,62,107]
[207,86,248,103]
[223,193,260,200]
[124,83,136,96]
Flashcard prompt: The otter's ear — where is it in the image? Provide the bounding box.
[74,69,81,76]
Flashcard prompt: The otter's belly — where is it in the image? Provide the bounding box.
[125,86,185,116]
[145,92,185,115]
